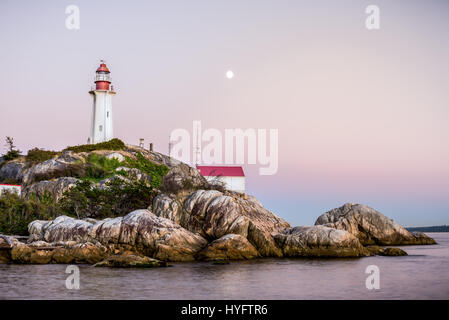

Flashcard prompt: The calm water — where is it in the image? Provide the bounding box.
[1,233,448,300]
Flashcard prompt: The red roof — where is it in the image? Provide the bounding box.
[96,63,110,73]
[197,166,245,177]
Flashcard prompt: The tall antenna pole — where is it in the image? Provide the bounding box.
[193,121,201,166]
[168,135,172,158]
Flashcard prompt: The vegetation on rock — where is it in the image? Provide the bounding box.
[59,179,157,219]
[64,138,126,153]
[0,148,171,233]
[2,137,21,161]
[93,253,168,268]
[25,148,60,163]
[123,152,170,188]
[0,192,61,235]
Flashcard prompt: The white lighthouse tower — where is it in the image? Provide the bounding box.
[88,61,116,144]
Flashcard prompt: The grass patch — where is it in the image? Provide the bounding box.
[26,148,60,163]
[64,138,126,153]
[79,153,124,183]
[123,153,170,188]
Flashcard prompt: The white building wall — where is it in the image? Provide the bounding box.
[90,90,115,144]
[0,185,21,196]
[104,93,114,141]
[205,176,245,193]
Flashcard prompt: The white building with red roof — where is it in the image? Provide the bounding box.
[197,166,245,193]
[0,184,22,196]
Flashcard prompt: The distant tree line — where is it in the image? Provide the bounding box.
[406,225,449,233]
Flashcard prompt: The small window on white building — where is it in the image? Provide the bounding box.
[107,111,109,118]
[99,125,103,132]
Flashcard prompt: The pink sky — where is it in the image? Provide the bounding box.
[1,0,448,226]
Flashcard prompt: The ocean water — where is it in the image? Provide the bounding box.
[1,233,448,300]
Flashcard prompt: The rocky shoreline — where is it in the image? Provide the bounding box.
[0,200,435,267]
[0,145,436,267]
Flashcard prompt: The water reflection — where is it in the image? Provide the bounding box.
[1,233,448,299]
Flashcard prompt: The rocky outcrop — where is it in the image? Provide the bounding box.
[410,231,436,245]
[97,167,152,190]
[22,177,79,200]
[29,215,94,243]
[274,225,368,257]
[365,245,408,256]
[0,161,25,182]
[0,236,14,263]
[162,164,208,193]
[28,210,208,262]
[21,151,84,185]
[125,145,181,168]
[2,144,437,265]
[115,210,208,261]
[315,203,436,245]
[105,152,125,162]
[9,241,108,264]
[94,252,168,268]
[116,167,152,184]
[197,234,260,261]
[152,194,182,224]
[153,190,290,257]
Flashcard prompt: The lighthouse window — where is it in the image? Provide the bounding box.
[99,125,103,132]
[107,112,109,118]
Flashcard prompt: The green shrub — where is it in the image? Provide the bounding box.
[2,136,21,161]
[85,153,122,173]
[64,138,126,153]
[0,192,62,236]
[59,178,157,219]
[3,150,21,161]
[26,148,60,163]
[123,153,170,188]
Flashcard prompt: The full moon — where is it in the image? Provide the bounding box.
[226,70,234,79]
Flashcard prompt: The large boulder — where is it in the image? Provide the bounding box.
[315,203,436,245]
[274,225,368,257]
[410,231,436,245]
[152,194,182,224]
[10,241,108,264]
[22,177,79,200]
[0,161,25,182]
[162,164,208,193]
[365,245,408,256]
[124,145,181,168]
[21,151,84,185]
[0,235,16,263]
[90,217,122,244]
[153,190,290,257]
[197,234,260,261]
[28,209,208,262]
[117,209,207,261]
[29,215,94,243]
[10,243,52,264]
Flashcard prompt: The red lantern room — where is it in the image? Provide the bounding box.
[94,61,112,90]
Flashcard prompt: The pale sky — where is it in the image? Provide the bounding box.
[1,0,448,226]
